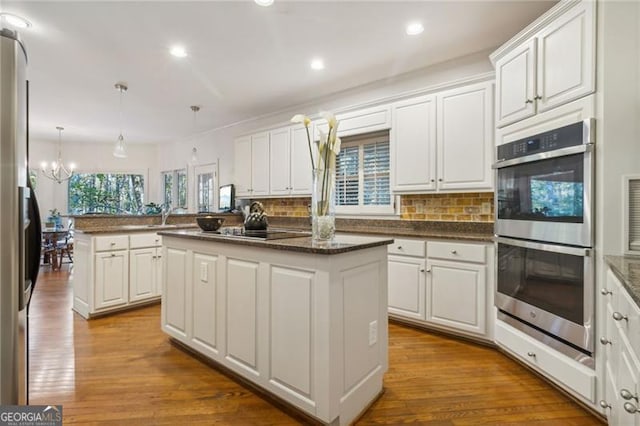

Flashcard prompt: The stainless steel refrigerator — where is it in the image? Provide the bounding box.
[0,28,42,405]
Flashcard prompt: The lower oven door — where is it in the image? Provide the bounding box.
[495,237,594,354]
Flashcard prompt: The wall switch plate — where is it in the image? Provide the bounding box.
[369,320,377,346]
[481,202,491,215]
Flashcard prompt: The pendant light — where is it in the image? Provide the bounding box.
[113,82,128,158]
[190,105,200,164]
[41,126,75,184]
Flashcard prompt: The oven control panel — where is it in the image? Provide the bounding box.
[497,121,585,161]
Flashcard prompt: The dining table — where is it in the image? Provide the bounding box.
[42,228,69,270]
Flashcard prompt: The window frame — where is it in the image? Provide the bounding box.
[65,168,148,215]
[335,132,397,216]
[161,168,188,209]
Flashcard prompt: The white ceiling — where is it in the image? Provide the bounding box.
[2,0,556,145]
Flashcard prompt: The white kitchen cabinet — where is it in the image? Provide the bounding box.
[388,255,426,320]
[391,82,493,194]
[436,82,493,191]
[599,268,640,423]
[493,0,595,128]
[94,250,128,310]
[162,246,188,341]
[270,125,314,196]
[386,238,494,342]
[391,96,437,192]
[234,132,270,197]
[73,232,163,319]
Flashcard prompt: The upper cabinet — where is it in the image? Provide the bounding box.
[234,132,270,198]
[270,125,314,196]
[494,1,595,128]
[391,81,494,193]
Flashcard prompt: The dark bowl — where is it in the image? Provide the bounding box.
[196,216,225,232]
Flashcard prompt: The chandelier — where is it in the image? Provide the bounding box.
[113,82,128,158]
[41,126,75,184]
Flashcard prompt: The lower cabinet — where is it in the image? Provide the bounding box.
[599,268,640,423]
[387,237,494,341]
[73,232,163,319]
[94,250,129,310]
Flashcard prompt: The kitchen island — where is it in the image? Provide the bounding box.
[158,229,393,425]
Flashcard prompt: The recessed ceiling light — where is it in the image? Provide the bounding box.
[406,22,424,36]
[0,13,32,29]
[310,58,325,71]
[170,45,188,58]
[255,0,274,6]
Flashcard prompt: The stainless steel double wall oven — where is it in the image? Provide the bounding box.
[494,119,595,367]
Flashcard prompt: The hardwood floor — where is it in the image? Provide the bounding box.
[29,267,603,425]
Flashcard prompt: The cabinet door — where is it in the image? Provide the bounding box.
[191,253,219,358]
[251,132,270,196]
[388,255,426,320]
[94,250,128,310]
[536,1,595,113]
[129,247,156,303]
[269,127,291,196]
[437,82,493,191]
[162,247,188,340]
[391,96,436,192]
[495,39,536,128]
[290,124,314,195]
[155,247,163,297]
[426,259,486,335]
[234,136,252,197]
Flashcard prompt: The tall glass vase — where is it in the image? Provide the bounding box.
[311,167,336,242]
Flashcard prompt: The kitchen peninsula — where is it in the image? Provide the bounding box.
[158,229,392,426]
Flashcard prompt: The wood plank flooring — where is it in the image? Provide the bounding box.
[29,267,603,425]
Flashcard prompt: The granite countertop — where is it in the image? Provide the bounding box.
[76,224,199,234]
[605,255,640,306]
[158,229,394,255]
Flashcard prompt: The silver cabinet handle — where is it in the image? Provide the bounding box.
[621,389,639,402]
[599,400,611,409]
[110,242,116,246]
[425,268,431,273]
[157,255,162,259]
[430,179,435,183]
[534,95,542,101]
[601,288,613,296]
[397,246,402,250]
[600,337,612,345]
[613,312,629,322]
[527,352,535,358]
[525,99,534,104]
[438,178,443,182]
[152,256,157,259]
[111,253,116,257]
[624,402,640,414]
[420,269,425,273]
[451,250,457,254]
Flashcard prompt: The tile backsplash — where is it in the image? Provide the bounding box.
[258,192,494,222]
[400,193,494,222]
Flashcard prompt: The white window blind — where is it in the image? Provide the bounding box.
[629,178,640,251]
[335,131,393,215]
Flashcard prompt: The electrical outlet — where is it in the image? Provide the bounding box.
[369,320,378,346]
[200,263,208,282]
[481,202,491,215]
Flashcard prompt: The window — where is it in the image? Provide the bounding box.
[336,131,393,215]
[194,164,217,213]
[68,172,145,214]
[161,169,187,209]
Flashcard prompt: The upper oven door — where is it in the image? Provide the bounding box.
[495,146,593,247]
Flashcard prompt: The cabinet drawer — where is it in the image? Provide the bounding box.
[94,235,129,252]
[496,321,596,402]
[130,233,162,249]
[388,239,425,257]
[427,241,485,263]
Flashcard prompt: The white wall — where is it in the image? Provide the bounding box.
[158,49,494,212]
[30,139,159,220]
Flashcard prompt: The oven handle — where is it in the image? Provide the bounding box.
[495,236,591,257]
[492,143,593,169]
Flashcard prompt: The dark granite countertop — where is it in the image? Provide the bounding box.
[605,255,640,307]
[158,229,394,255]
[76,224,199,234]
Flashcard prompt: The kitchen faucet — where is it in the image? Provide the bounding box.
[161,203,172,225]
